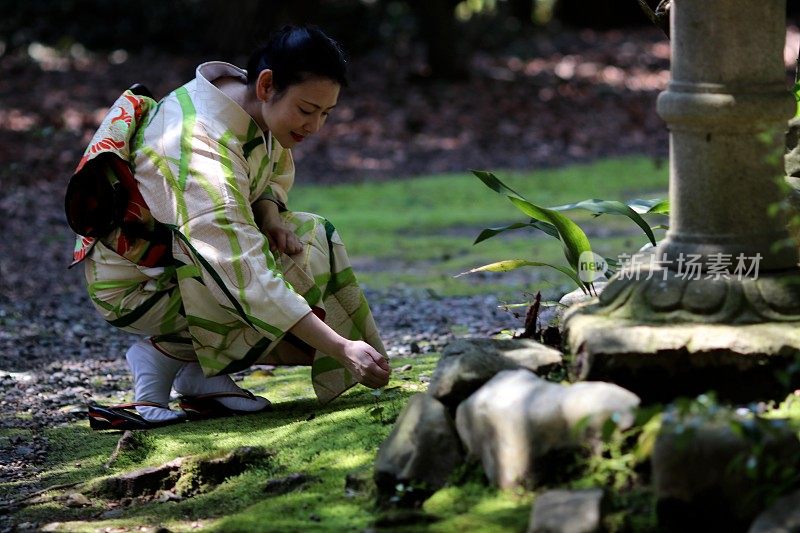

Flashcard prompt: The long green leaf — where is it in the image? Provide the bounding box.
[604,256,620,276]
[649,201,669,214]
[472,170,593,274]
[549,198,657,246]
[794,80,800,118]
[472,170,525,199]
[474,220,558,244]
[474,223,529,245]
[529,220,559,239]
[628,198,670,215]
[455,259,587,293]
[508,196,592,270]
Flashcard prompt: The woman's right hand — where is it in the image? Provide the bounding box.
[288,312,391,389]
[340,340,391,389]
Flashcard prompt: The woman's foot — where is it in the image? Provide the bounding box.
[125,340,186,423]
[173,363,270,412]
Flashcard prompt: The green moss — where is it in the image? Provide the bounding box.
[10,356,473,532]
[13,354,619,532]
[25,427,124,490]
[21,353,800,532]
[292,157,668,248]
[290,157,668,295]
[172,457,204,498]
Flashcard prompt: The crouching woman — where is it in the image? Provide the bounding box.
[67,26,390,430]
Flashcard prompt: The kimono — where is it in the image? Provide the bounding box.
[68,62,386,403]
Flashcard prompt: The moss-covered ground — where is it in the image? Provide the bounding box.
[3,157,675,531]
[13,363,800,532]
[4,355,541,532]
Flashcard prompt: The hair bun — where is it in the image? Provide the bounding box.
[246,25,348,92]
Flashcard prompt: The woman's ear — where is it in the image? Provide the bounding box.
[255,69,274,102]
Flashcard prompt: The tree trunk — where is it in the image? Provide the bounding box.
[554,0,656,28]
[206,0,277,55]
[508,0,536,26]
[409,0,469,80]
[789,0,800,21]
[279,0,324,26]
[205,0,323,56]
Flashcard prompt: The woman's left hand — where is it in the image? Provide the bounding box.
[253,199,303,255]
[267,225,303,255]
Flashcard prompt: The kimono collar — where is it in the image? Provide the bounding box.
[195,61,275,154]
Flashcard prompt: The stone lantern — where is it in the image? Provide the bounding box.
[564,0,800,401]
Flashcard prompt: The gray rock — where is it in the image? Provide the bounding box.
[528,489,604,533]
[344,468,371,498]
[374,394,464,505]
[428,338,563,409]
[455,369,639,488]
[538,280,610,330]
[64,492,90,508]
[749,488,800,533]
[786,116,800,179]
[559,281,607,310]
[14,446,34,457]
[653,413,800,530]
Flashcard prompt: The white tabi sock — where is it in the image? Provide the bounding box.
[125,340,186,423]
[173,363,270,412]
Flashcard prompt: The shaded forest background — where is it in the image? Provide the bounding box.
[1,0,672,65]
[1,0,799,190]
[4,0,799,74]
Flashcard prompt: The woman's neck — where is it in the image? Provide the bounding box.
[213,77,267,132]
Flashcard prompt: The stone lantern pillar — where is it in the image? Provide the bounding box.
[564,0,800,402]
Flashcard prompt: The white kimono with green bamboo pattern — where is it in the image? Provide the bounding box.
[82,62,386,403]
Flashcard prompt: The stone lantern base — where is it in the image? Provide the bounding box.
[565,312,800,403]
[564,267,800,402]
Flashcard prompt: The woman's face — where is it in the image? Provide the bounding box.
[259,76,340,149]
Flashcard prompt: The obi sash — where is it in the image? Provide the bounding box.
[66,86,172,268]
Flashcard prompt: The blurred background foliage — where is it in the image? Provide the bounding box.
[2,0,771,80]
[3,1,798,80]
[0,0,633,54]
[3,0,796,80]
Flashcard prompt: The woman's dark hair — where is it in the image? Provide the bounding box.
[246,26,348,94]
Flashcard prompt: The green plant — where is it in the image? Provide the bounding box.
[570,406,663,492]
[659,393,800,517]
[794,52,800,118]
[459,170,669,293]
[553,406,663,532]
[367,386,403,425]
